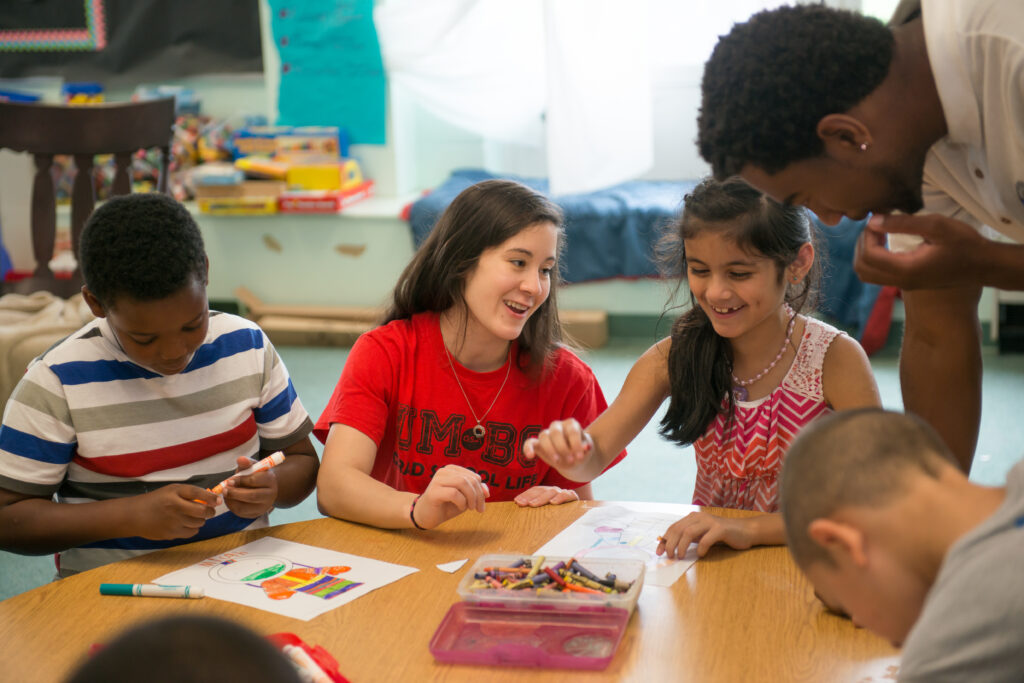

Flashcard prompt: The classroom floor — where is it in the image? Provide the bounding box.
[2,336,1022,601]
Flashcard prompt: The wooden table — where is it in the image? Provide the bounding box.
[0,502,898,682]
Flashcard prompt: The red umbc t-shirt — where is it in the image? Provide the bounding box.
[314,312,624,501]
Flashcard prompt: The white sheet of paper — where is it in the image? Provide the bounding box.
[533,503,699,587]
[154,536,418,621]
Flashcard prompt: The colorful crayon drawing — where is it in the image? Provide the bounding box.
[155,536,418,621]
[207,554,363,601]
[259,565,363,601]
[209,555,293,583]
[575,524,659,562]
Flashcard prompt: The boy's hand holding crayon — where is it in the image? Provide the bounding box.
[412,465,490,529]
[127,485,218,541]
[218,455,282,519]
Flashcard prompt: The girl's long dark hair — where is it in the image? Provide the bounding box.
[384,179,565,374]
[657,177,821,446]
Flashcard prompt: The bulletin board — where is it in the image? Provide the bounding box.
[0,0,262,83]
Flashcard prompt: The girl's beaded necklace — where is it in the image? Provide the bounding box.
[731,304,796,402]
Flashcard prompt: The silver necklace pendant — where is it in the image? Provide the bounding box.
[471,423,486,439]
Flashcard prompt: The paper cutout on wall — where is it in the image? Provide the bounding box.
[267,0,387,145]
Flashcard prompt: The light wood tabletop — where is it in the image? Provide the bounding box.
[0,501,899,682]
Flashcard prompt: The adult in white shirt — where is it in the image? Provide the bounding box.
[697,0,1024,473]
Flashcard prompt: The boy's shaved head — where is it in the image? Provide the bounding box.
[780,408,956,568]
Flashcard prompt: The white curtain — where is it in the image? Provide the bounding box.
[374,1,815,194]
[375,0,652,195]
[543,1,652,195]
[374,0,547,145]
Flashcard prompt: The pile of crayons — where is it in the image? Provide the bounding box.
[468,557,633,595]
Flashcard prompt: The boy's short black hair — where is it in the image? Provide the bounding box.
[79,193,207,308]
[66,615,302,683]
[698,4,894,179]
[780,408,956,569]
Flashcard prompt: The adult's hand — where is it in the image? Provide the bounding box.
[513,485,580,507]
[412,465,489,529]
[854,213,988,289]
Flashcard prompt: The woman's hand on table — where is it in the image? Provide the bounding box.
[413,465,490,529]
[513,486,579,507]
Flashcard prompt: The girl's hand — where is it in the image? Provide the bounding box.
[522,418,593,469]
[656,512,758,558]
[513,485,580,507]
[412,465,490,529]
[222,455,280,519]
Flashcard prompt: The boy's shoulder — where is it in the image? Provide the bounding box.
[31,317,109,368]
[899,462,1024,680]
[209,310,265,336]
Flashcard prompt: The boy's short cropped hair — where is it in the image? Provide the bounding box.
[65,614,302,683]
[780,408,956,568]
[79,193,207,307]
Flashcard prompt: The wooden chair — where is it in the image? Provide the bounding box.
[0,98,176,298]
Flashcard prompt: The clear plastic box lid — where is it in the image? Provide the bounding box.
[430,553,645,670]
[429,602,629,670]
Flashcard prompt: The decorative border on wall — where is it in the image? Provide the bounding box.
[0,0,107,52]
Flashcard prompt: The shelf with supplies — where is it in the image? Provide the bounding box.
[187,193,421,312]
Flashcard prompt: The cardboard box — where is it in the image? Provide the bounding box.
[197,197,278,215]
[193,180,287,199]
[277,181,374,214]
[257,315,373,347]
[562,309,609,349]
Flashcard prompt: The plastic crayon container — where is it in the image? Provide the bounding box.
[430,554,645,669]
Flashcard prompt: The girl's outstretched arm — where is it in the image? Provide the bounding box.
[821,333,883,410]
[657,511,785,559]
[523,338,672,482]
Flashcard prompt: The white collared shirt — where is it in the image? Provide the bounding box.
[920,0,1024,243]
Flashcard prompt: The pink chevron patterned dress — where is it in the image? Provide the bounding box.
[691,316,843,512]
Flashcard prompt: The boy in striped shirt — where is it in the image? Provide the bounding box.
[0,193,318,575]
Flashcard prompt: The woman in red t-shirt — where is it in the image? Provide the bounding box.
[314,180,622,530]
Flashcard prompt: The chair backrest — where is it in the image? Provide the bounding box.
[0,98,176,298]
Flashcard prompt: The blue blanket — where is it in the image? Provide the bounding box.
[408,169,696,284]
[812,216,883,338]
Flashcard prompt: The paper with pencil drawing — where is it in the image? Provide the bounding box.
[533,504,699,587]
[154,536,418,621]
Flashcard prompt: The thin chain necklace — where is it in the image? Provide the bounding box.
[443,342,513,439]
[731,304,796,402]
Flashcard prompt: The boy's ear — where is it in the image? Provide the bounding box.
[80,286,107,319]
[817,114,872,159]
[204,256,210,286]
[808,518,868,568]
[790,242,815,282]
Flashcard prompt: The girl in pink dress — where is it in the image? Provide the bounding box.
[525,177,881,558]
